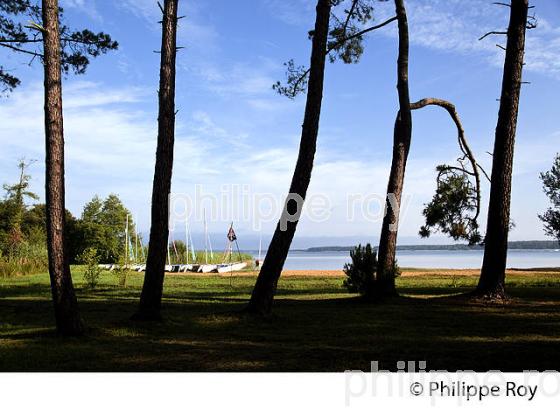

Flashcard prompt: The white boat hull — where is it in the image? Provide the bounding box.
[199,264,218,273]
[216,262,247,274]
[177,264,198,272]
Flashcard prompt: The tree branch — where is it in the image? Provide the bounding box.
[341,0,359,38]
[285,15,398,97]
[0,38,41,43]
[439,165,476,177]
[0,43,43,58]
[1,36,111,46]
[479,31,507,41]
[477,163,491,182]
[409,98,487,220]
[342,15,398,44]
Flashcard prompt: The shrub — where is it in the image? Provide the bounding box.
[0,243,48,278]
[113,255,129,287]
[114,267,128,287]
[343,244,377,296]
[79,247,102,289]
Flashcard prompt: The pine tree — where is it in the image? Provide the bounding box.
[0,0,118,94]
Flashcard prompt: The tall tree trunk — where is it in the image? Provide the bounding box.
[476,0,528,299]
[42,0,83,336]
[375,0,411,296]
[246,0,331,316]
[133,0,179,321]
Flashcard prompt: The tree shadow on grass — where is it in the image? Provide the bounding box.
[1,284,560,371]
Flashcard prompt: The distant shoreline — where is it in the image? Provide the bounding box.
[240,240,559,253]
[301,240,560,253]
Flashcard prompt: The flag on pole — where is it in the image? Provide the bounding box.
[227,225,237,242]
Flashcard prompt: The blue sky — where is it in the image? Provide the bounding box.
[1,0,559,247]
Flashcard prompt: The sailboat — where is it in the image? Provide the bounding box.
[198,211,217,273]
[134,217,146,272]
[125,214,141,270]
[100,213,145,272]
[216,223,247,273]
[180,217,199,272]
[164,233,174,272]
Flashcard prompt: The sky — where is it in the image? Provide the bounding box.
[1,0,559,249]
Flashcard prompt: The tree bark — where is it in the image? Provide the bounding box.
[42,0,83,336]
[133,0,179,321]
[245,0,331,316]
[375,0,411,296]
[476,0,528,299]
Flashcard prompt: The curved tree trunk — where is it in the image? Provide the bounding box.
[476,0,528,299]
[42,0,83,336]
[375,0,411,296]
[245,0,331,316]
[410,98,484,221]
[133,0,179,321]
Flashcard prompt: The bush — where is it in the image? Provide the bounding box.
[114,266,128,287]
[79,247,102,289]
[343,244,377,296]
[113,255,129,287]
[0,243,48,278]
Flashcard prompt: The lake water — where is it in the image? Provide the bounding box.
[249,249,560,270]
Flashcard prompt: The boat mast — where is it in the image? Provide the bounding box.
[139,233,146,262]
[185,217,189,265]
[171,235,179,264]
[189,223,196,261]
[258,231,262,261]
[135,214,139,263]
[125,214,129,267]
[204,210,208,264]
[167,234,171,266]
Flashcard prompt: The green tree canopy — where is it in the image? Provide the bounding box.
[0,0,118,93]
[539,154,560,244]
[273,0,393,98]
[79,194,136,263]
[0,159,39,250]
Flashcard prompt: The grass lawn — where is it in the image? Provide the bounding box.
[1,269,560,371]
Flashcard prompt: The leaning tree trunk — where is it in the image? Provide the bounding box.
[246,0,331,316]
[375,0,411,296]
[133,0,179,321]
[42,0,83,335]
[476,0,528,299]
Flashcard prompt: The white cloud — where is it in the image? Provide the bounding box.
[1,79,553,240]
[362,0,560,79]
[0,81,204,229]
[61,0,103,21]
[0,79,503,237]
[188,59,280,98]
[261,0,560,79]
[0,81,299,231]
